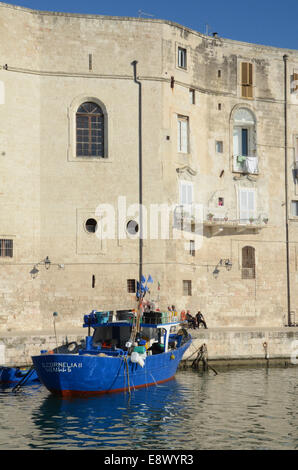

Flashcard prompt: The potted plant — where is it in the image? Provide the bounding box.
[249,217,254,224]
[207,213,214,221]
[263,217,268,224]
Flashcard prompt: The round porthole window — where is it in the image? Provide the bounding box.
[85,218,97,233]
[126,220,139,235]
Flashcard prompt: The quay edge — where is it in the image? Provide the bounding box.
[0,327,298,368]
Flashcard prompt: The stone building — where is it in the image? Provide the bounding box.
[0,2,297,331]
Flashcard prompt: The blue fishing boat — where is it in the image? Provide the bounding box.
[32,310,191,397]
[0,366,39,386]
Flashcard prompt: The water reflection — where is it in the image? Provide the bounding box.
[31,379,190,449]
[0,368,297,450]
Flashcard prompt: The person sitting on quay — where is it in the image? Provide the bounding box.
[186,310,197,329]
[196,311,208,329]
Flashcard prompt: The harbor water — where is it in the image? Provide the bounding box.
[0,366,296,450]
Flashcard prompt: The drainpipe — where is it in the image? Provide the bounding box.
[131,60,143,287]
[283,54,291,326]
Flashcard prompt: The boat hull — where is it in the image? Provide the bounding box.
[0,366,39,386]
[32,339,191,397]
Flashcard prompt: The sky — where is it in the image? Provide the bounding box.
[1,0,298,50]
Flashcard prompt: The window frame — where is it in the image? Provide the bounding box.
[127,279,136,293]
[232,107,258,174]
[189,88,195,104]
[189,240,195,257]
[177,115,189,153]
[179,180,193,207]
[241,246,256,279]
[68,95,109,162]
[291,200,298,217]
[241,62,253,99]
[177,47,187,69]
[0,239,13,258]
[76,102,105,158]
[183,280,192,296]
[238,187,257,224]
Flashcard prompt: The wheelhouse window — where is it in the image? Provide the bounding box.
[233,108,258,174]
[76,102,104,157]
[0,239,13,258]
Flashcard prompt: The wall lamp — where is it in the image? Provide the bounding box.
[30,256,51,279]
[212,258,232,279]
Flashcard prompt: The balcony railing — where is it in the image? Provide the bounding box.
[204,212,269,235]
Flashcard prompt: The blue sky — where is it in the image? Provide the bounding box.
[2,0,298,50]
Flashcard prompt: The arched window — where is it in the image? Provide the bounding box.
[233,108,258,174]
[242,246,255,279]
[76,102,104,157]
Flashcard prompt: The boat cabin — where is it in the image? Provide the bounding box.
[81,311,187,357]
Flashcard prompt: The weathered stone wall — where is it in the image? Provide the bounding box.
[0,2,297,331]
[0,327,297,367]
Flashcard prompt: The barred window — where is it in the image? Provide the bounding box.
[183,280,192,296]
[127,279,136,293]
[0,239,13,258]
[76,102,104,157]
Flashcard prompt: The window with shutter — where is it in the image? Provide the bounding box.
[239,188,256,224]
[241,62,253,98]
[177,116,189,153]
[293,73,298,92]
[179,181,193,206]
[291,201,298,216]
[242,246,255,279]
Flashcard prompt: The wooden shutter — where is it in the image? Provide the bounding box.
[239,188,255,223]
[241,62,253,98]
[178,116,188,153]
[179,181,193,206]
[242,246,255,279]
[293,73,298,92]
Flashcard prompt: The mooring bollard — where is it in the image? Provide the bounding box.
[263,341,270,366]
[191,343,218,375]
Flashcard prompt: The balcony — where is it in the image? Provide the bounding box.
[204,212,269,236]
[173,205,202,229]
[233,155,259,174]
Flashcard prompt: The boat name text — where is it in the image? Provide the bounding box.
[41,362,83,373]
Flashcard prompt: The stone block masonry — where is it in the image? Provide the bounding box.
[0,327,297,367]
